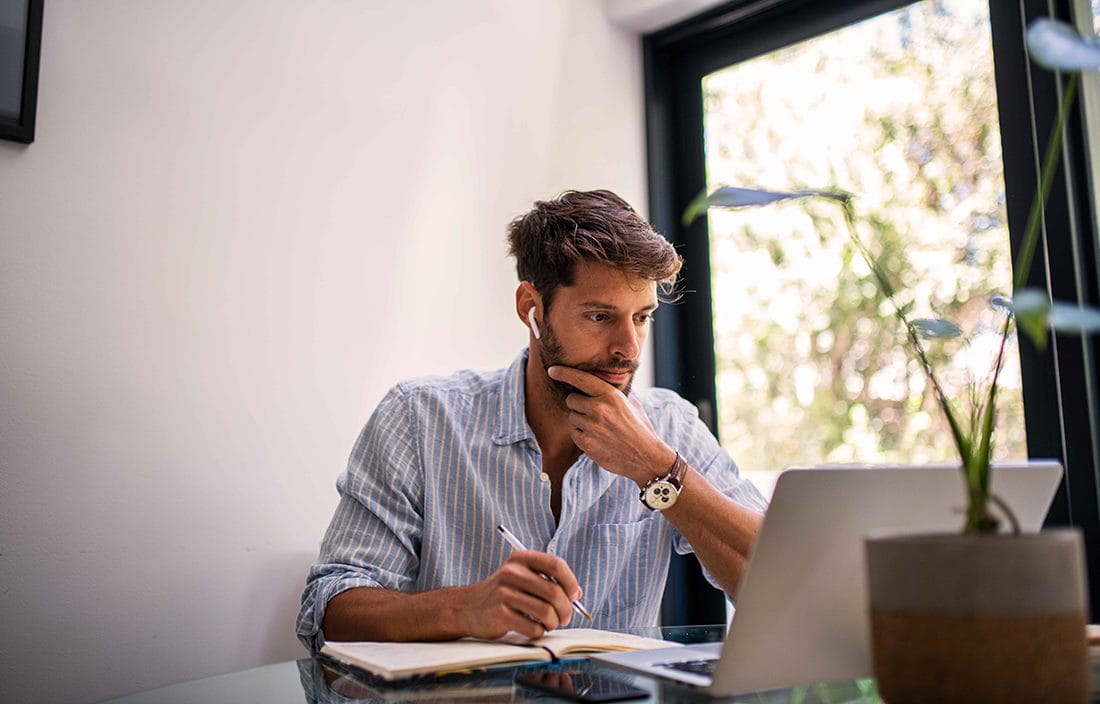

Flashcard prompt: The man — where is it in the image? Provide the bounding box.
[297,190,766,650]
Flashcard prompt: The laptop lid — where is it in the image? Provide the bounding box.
[708,461,1063,696]
[593,462,1063,695]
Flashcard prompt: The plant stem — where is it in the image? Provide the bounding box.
[838,202,973,469]
[837,197,1011,533]
[966,313,1012,533]
[1014,73,1079,291]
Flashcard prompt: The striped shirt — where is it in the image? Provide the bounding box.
[296,349,767,651]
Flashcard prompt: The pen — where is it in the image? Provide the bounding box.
[496,523,593,622]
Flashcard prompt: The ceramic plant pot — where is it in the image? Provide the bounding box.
[865,529,1088,703]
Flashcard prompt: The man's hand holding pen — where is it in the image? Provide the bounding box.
[455,550,583,640]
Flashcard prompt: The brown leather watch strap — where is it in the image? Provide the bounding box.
[667,451,687,488]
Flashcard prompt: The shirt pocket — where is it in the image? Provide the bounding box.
[582,517,668,622]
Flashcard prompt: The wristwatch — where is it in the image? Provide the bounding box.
[639,452,687,510]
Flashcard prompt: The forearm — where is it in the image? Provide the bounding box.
[322,585,472,642]
[660,466,764,596]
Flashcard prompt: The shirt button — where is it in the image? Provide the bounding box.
[539,472,550,482]
[548,539,558,550]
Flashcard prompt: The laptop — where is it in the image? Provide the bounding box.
[592,461,1064,696]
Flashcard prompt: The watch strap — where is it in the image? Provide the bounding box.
[666,451,686,488]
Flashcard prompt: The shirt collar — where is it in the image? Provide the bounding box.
[494,348,536,446]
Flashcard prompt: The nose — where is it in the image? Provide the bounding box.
[609,318,640,360]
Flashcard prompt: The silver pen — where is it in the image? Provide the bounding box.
[496,523,593,621]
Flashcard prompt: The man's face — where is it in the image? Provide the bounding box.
[535,261,658,406]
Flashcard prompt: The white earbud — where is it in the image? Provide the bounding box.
[527,307,541,340]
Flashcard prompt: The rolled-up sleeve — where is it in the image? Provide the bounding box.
[296,386,424,652]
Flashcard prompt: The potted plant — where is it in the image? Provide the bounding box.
[684,16,1099,703]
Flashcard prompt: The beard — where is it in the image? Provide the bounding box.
[536,317,639,409]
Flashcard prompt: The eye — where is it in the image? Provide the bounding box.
[587,312,611,323]
[636,314,655,325]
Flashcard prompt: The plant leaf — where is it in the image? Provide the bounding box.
[911,318,962,339]
[1014,74,1079,291]
[1026,18,1100,72]
[1012,288,1050,351]
[681,186,850,226]
[1049,303,1100,333]
[964,313,1014,533]
[1012,288,1049,315]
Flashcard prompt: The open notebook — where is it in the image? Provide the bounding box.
[320,628,676,681]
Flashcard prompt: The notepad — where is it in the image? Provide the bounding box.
[320,628,679,681]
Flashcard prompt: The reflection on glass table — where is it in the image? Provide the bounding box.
[98,624,1100,704]
[302,658,879,704]
[296,625,880,704]
[515,667,649,702]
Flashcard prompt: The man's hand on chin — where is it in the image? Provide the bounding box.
[547,365,676,486]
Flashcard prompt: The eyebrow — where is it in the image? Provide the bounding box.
[577,301,659,312]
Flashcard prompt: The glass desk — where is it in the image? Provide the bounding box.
[100,625,1100,704]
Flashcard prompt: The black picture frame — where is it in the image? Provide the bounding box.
[0,0,43,144]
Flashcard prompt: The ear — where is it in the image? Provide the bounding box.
[515,282,542,340]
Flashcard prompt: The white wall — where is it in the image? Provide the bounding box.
[604,0,727,32]
[0,2,646,701]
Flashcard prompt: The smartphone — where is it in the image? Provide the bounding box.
[516,669,648,702]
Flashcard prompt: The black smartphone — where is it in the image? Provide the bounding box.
[516,669,648,702]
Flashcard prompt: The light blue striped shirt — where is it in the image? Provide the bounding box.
[297,349,766,651]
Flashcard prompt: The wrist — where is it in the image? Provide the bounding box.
[636,446,678,488]
[443,585,476,638]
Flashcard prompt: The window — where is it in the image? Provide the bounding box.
[647,0,1100,623]
[701,1,1021,498]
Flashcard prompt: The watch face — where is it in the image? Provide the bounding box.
[644,480,679,510]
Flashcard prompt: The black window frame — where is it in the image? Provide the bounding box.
[646,0,1100,624]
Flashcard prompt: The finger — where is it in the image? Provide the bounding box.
[564,392,595,413]
[500,608,547,640]
[547,366,616,397]
[513,576,573,627]
[567,411,587,432]
[500,555,576,608]
[551,672,575,693]
[515,552,583,603]
[530,672,555,686]
[570,429,588,452]
[499,558,578,627]
[502,586,564,630]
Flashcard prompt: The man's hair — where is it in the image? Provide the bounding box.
[506,189,682,308]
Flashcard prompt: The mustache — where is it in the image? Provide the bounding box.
[573,359,639,374]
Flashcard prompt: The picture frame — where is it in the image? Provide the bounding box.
[0,0,43,144]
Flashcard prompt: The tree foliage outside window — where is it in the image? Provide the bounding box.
[702,0,1026,491]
